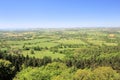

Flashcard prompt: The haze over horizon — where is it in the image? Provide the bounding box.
[0,0,120,29]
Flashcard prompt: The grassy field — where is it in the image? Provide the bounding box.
[22,50,65,59]
[0,28,119,59]
[56,39,86,44]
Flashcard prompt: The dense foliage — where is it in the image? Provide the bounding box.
[14,63,120,80]
[0,59,15,80]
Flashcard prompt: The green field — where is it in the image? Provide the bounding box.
[22,50,65,59]
[0,28,119,59]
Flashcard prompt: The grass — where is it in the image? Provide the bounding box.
[7,38,54,45]
[56,39,86,44]
[6,38,58,49]
[22,50,65,59]
[25,42,58,48]
[104,43,118,46]
[88,40,105,45]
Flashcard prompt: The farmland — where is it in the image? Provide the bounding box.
[0,28,120,80]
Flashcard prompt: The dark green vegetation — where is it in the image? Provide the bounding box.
[0,28,120,80]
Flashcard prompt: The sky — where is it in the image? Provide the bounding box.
[0,0,120,29]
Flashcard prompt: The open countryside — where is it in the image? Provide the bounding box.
[0,28,120,80]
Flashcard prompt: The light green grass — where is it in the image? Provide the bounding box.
[22,50,65,59]
[104,43,118,46]
[88,40,105,45]
[7,38,53,45]
[25,42,58,48]
[56,39,86,44]
[7,38,58,49]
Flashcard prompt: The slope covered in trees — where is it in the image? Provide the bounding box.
[14,63,120,80]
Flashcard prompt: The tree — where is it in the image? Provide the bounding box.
[43,56,52,65]
[30,49,35,54]
[73,69,92,80]
[93,67,120,80]
[0,59,15,80]
[73,67,120,80]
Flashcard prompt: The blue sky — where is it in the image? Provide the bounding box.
[0,0,120,29]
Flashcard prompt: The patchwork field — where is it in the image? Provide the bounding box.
[0,28,120,59]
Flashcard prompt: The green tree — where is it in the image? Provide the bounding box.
[73,69,92,80]
[0,59,15,80]
[30,49,35,54]
[93,67,120,80]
